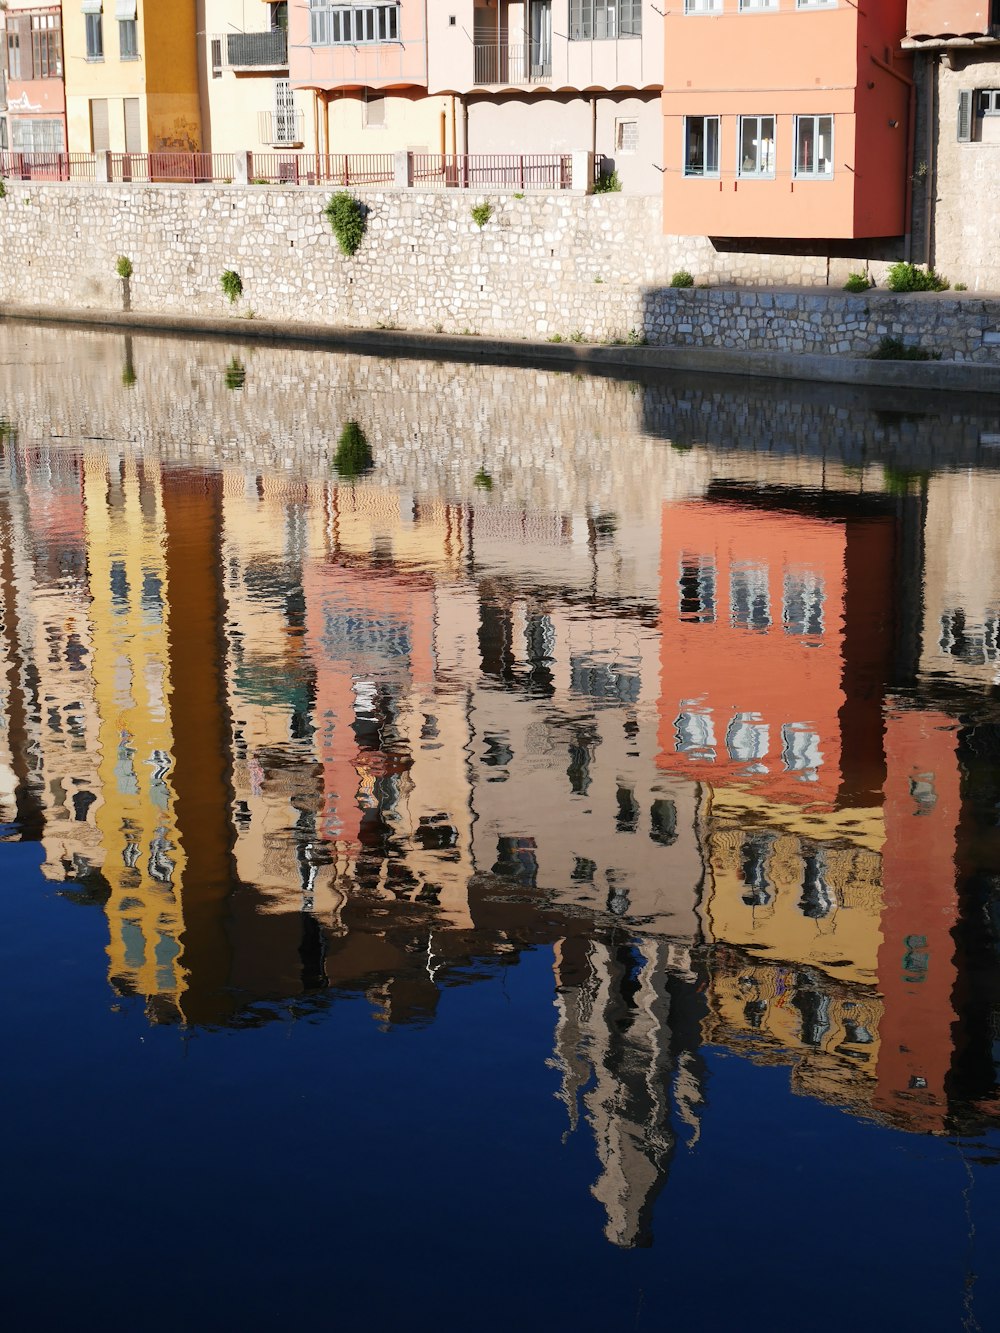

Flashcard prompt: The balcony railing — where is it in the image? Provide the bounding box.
[474,42,552,86]
[213,30,288,70]
[412,153,570,190]
[258,110,305,147]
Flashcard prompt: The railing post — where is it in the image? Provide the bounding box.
[95,150,112,184]
[571,150,594,194]
[234,151,251,186]
[393,149,413,189]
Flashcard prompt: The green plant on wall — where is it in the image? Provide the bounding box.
[844,271,872,293]
[593,168,622,194]
[470,201,493,229]
[0,179,7,201]
[669,270,694,288]
[333,421,373,478]
[886,262,949,293]
[115,255,134,280]
[324,192,366,256]
[220,269,243,304]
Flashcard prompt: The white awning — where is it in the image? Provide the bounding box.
[81,1,103,15]
[115,0,136,18]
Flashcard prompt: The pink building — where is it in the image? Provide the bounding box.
[289,1,665,193]
[662,1,912,240]
[1,3,66,155]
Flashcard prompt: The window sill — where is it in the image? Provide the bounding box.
[85,56,105,63]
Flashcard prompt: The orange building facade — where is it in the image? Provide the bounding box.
[662,0,913,239]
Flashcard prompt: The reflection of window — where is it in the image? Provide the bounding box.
[616,784,639,833]
[741,835,773,906]
[492,836,538,887]
[684,114,720,177]
[679,554,716,622]
[793,987,831,1047]
[799,850,834,919]
[784,569,825,636]
[675,707,716,760]
[738,115,775,177]
[650,798,677,846]
[781,723,822,780]
[567,726,599,795]
[726,711,769,765]
[730,562,770,631]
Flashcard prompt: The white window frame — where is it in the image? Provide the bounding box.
[309,3,401,46]
[684,0,722,12]
[793,114,834,179]
[683,114,720,177]
[737,114,775,178]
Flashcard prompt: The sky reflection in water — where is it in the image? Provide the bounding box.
[3,324,1000,1331]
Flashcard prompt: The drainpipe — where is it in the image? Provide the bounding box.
[590,94,597,157]
[450,94,457,156]
[461,96,469,154]
[926,56,938,268]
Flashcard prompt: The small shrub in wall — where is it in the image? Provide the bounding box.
[844,272,872,293]
[869,336,941,362]
[670,270,694,289]
[220,269,243,304]
[470,202,493,229]
[324,192,366,256]
[115,255,134,280]
[886,262,949,293]
[0,178,7,201]
[593,168,622,194]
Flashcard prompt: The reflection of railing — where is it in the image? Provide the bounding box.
[215,30,288,69]
[248,153,393,185]
[474,41,552,85]
[258,110,305,147]
[0,151,96,181]
[412,153,571,190]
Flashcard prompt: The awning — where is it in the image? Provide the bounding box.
[81,1,103,15]
[115,0,137,19]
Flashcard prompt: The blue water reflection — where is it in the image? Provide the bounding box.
[2,323,1000,1330]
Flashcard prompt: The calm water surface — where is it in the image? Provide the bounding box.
[4,324,1000,1330]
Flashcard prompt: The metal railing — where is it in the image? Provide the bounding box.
[473,41,552,85]
[0,150,579,190]
[412,153,571,190]
[107,153,241,183]
[214,30,288,69]
[0,151,96,181]
[248,152,394,185]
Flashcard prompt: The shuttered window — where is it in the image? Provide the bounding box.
[124,97,141,152]
[958,89,974,143]
[90,98,110,151]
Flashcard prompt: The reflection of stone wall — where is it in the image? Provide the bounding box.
[3,184,1000,355]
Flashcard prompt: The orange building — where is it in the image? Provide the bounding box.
[662,0,912,239]
[656,490,895,811]
[1,3,66,155]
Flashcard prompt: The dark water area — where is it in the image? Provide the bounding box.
[4,323,1000,1330]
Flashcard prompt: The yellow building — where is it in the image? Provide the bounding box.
[65,0,201,154]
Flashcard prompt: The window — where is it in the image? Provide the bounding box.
[365,95,386,128]
[684,114,719,176]
[616,118,638,154]
[739,115,775,176]
[119,19,138,60]
[31,14,62,80]
[270,1,289,31]
[6,27,22,81]
[85,14,104,61]
[684,0,721,11]
[211,37,222,78]
[309,3,401,45]
[273,78,297,143]
[570,0,642,39]
[797,0,836,7]
[11,117,64,151]
[90,97,109,151]
[981,89,1000,115]
[794,114,833,178]
[740,0,777,8]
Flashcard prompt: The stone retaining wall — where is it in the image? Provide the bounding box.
[0,183,998,360]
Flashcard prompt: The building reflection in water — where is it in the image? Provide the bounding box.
[2,335,1000,1247]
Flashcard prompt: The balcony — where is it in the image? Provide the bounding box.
[474,41,551,86]
[258,110,305,147]
[212,30,288,72]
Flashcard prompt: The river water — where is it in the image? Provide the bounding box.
[4,322,1000,1330]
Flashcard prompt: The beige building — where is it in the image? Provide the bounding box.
[64,0,202,154]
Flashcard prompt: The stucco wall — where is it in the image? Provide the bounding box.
[0,182,998,358]
[927,53,1000,293]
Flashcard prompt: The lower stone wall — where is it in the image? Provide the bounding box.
[0,183,997,360]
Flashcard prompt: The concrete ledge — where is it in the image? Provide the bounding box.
[4,302,1000,396]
